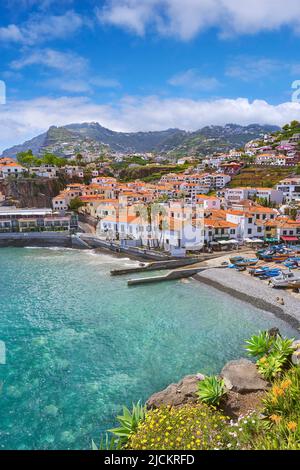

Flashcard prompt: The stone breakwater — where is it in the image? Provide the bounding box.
[194,268,300,331]
[0,232,82,248]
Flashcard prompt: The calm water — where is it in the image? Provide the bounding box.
[0,247,298,450]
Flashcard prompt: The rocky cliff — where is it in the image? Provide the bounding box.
[0,178,65,208]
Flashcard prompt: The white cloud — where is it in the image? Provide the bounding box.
[0,24,23,42]
[0,10,84,45]
[1,95,300,152]
[99,0,300,40]
[11,49,88,74]
[5,0,74,9]
[43,76,121,93]
[169,69,220,90]
[9,49,121,92]
[226,58,283,81]
[226,57,300,82]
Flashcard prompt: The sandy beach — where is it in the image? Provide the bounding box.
[194,252,300,331]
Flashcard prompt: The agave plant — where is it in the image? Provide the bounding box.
[272,336,294,360]
[197,376,226,406]
[245,331,274,359]
[257,352,286,381]
[92,433,120,450]
[108,401,146,445]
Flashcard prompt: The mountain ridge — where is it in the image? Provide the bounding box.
[1,122,280,158]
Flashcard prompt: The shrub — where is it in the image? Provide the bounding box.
[197,376,226,406]
[272,336,294,359]
[126,404,231,450]
[245,331,273,358]
[262,367,300,418]
[108,402,146,446]
[92,433,121,450]
[242,368,300,450]
[245,332,294,382]
[253,419,300,450]
[256,353,286,381]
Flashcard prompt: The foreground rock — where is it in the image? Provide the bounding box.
[221,359,269,393]
[146,375,202,409]
[222,390,265,419]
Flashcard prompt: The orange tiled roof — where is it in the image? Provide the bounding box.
[204,219,238,228]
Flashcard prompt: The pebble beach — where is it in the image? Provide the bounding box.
[195,253,300,331]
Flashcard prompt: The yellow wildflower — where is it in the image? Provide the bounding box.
[273,385,284,397]
[270,414,282,425]
[281,379,292,390]
[287,422,297,432]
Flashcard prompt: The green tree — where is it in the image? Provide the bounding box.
[42,153,66,167]
[17,150,39,168]
[68,197,84,212]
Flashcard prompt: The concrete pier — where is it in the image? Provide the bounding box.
[111,258,200,275]
[127,267,207,286]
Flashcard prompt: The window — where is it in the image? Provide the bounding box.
[248,218,253,223]
[248,228,252,235]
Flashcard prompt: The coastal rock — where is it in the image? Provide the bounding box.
[292,350,300,365]
[222,390,265,419]
[221,359,269,393]
[146,375,202,409]
[292,340,300,351]
[268,327,281,338]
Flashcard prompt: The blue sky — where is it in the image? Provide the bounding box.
[1,0,300,151]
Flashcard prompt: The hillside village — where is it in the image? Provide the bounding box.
[1,121,300,257]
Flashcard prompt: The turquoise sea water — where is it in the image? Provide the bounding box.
[0,247,298,450]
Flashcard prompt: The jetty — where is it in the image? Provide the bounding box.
[111,258,200,275]
[127,267,209,286]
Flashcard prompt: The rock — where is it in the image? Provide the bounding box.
[222,390,265,420]
[196,373,206,381]
[292,350,300,365]
[146,375,202,409]
[221,359,269,393]
[268,327,281,338]
[291,340,300,350]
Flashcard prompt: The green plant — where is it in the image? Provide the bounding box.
[263,367,300,418]
[252,367,300,449]
[256,352,286,381]
[108,402,146,445]
[126,403,230,450]
[272,336,294,360]
[245,331,273,358]
[92,433,121,450]
[197,376,226,406]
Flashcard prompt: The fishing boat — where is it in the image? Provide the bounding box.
[270,271,300,288]
[288,280,300,289]
[249,266,273,276]
[234,258,259,267]
[235,266,246,272]
[229,256,244,264]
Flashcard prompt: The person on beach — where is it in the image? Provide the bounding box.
[276,297,285,305]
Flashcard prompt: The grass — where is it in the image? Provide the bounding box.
[229,166,294,188]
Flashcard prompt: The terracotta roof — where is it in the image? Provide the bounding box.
[204,219,238,228]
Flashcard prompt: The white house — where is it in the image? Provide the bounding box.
[0,158,26,179]
[226,207,277,240]
[276,178,300,203]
